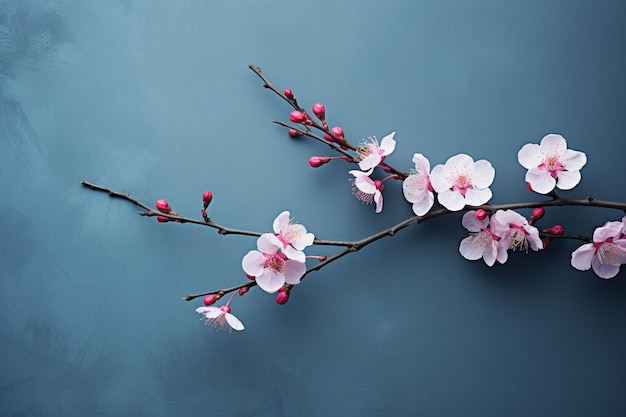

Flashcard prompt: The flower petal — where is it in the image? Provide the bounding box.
[242,250,265,276]
[571,243,595,271]
[272,211,291,235]
[429,164,450,193]
[461,210,488,232]
[282,245,305,263]
[591,256,621,279]
[411,192,434,216]
[525,168,556,194]
[358,154,381,171]
[561,149,587,171]
[472,159,495,189]
[437,189,465,211]
[379,132,396,155]
[255,269,285,293]
[517,143,541,169]
[412,153,430,174]
[374,190,384,213]
[555,170,581,190]
[464,187,492,207]
[225,313,245,331]
[459,236,485,260]
[257,233,281,253]
[402,174,428,203]
[283,259,307,285]
[540,134,567,156]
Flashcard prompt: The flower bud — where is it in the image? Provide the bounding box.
[203,191,213,205]
[288,129,303,138]
[284,88,293,99]
[323,133,335,143]
[475,209,488,220]
[530,207,545,223]
[157,216,169,223]
[203,295,219,306]
[312,102,325,119]
[549,224,564,235]
[156,199,171,213]
[289,111,307,124]
[276,290,290,305]
[309,156,330,168]
[527,182,534,192]
[246,274,256,281]
[331,126,344,140]
[238,287,249,296]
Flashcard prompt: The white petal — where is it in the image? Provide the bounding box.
[293,232,315,250]
[571,244,595,271]
[196,306,218,314]
[204,308,223,319]
[429,164,449,193]
[242,250,265,276]
[525,168,556,194]
[411,192,434,216]
[374,190,384,213]
[517,143,541,169]
[561,149,587,171]
[482,244,497,267]
[555,170,581,190]
[593,221,623,242]
[540,134,567,156]
[283,260,307,285]
[257,233,281,253]
[461,210,487,232]
[256,269,285,293]
[379,132,396,155]
[225,313,245,331]
[358,154,381,171]
[471,160,495,189]
[402,174,428,203]
[412,153,430,174]
[283,245,305,263]
[591,256,621,279]
[438,189,465,211]
[464,187,492,207]
[355,176,376,194]
[459,237,485,260]
[272,211,291,235]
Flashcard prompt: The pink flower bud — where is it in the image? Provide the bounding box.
[530,207,545,222]
[284,88,293,99]
[276,290,289,305]
[288,129,303,137]
[156,199,171,213]
[157,216,169,223]
[203,191,213,204]
[246,274,256,281]
[203,295,219,306]
[475,209,488,220]
[289,111,307,124]
[323,133,335,143]
[238,287,249,296]
[549,225,564,235]
[309,156,330,168]
[312,102,325,119]
[527,183,534,192]
[331,126,344,140]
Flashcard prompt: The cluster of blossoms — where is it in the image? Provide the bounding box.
[84,66,626,332]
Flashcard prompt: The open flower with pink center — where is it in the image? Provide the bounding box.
[571,221,626,279]
[402,153,434,216]
[196,305,244,332]
[242,233,307,293]
[349,168,384,213]
[358,132,396,171]
[490,209,543,253]
[272,211,315,263]
[459,211,507,266]
[517,134,587,194]
[430,154,495,211]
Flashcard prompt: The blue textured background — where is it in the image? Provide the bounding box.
[2,1,626,416]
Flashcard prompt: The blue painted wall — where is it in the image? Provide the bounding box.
[2,1,626,416]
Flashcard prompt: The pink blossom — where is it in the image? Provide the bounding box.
[402,153,434,216]
[349,168,384,213]
[358,132,396,171]
[272,211,315,263]
[517,134,587,194]
[571,221,626,279]
[490,209,543,253]
[430,154,495,211]
[242,233,307,293]
[459,211,507,266]
[196,305,244,332]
